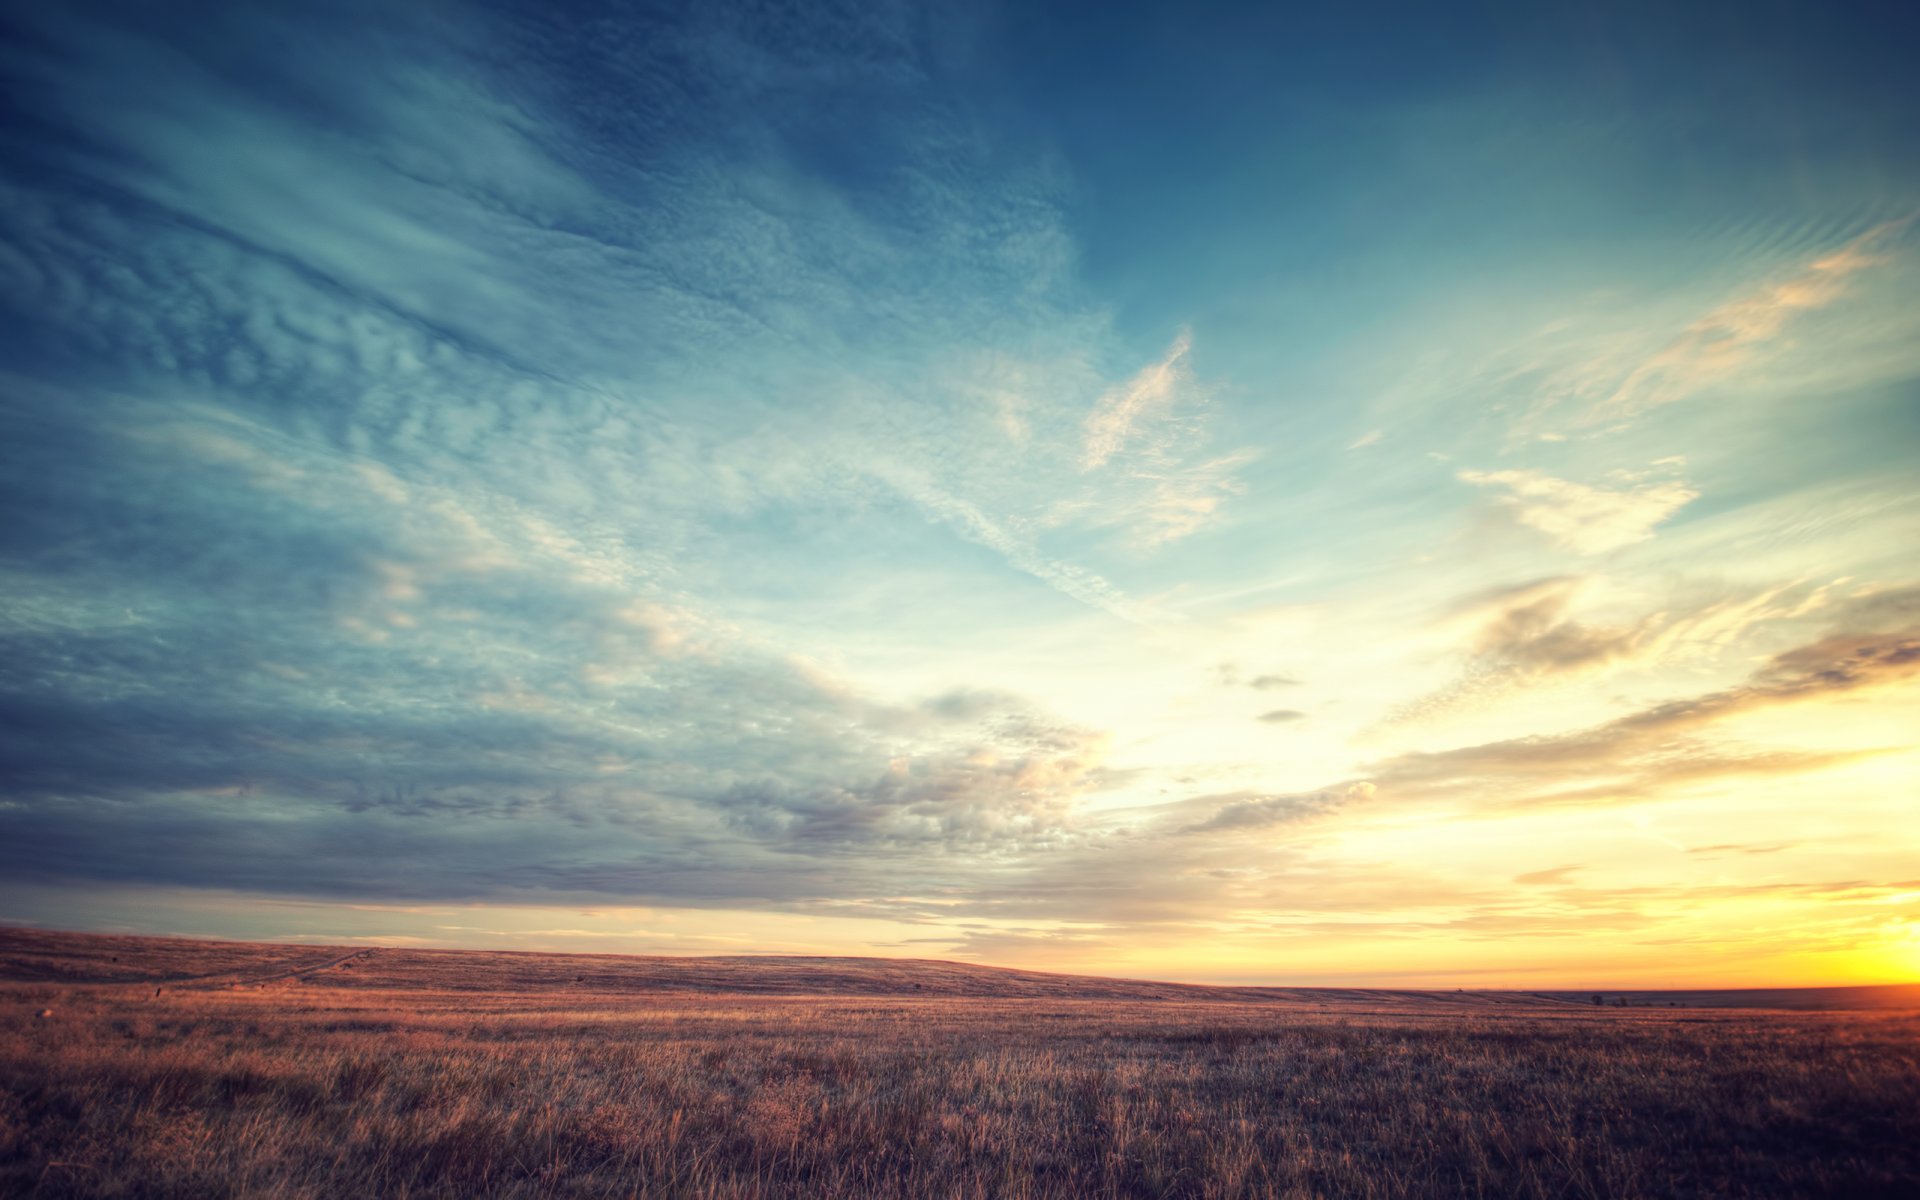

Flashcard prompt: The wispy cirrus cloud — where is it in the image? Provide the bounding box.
[1093,449,1257,548]
[1070,331,1252,547]
[868,464,1167,624]
[1592,219,1912,422]
[1461,218,1920,446]
[1081,330,1195,470]
[1362,218,1920,455]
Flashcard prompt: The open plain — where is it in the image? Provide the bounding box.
[2,929,1917,1198]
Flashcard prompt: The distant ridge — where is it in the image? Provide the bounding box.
[3,928,1916,1011]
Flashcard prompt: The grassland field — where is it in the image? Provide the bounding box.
[2,929,1917,1199]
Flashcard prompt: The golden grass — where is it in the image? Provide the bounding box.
[3,931,1917,1198]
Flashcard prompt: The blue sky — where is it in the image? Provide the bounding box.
[2,0,1917,985]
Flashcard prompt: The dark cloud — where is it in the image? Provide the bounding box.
[0,0,1153,916]
[0,417,1114,904]
[718,728,1106,853]
[1827,585,1920,631]
[1398,576,1887,728]
[1256,708,1306,724]
[1366,619,1920,809]
[1214,663,1302,690]
[1460,577,1641,675]
[1391,577,1649,723]
[917,688,1020,723]
[1610,628,1920,736]
[1179,786,1365,833]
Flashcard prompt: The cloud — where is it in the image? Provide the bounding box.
[1081,330,1194,470]
[1514,865,1581,886]
[1458,465,1698,554]
[0,0,1222,617]
[1180,784,1371,834]
[1445,572,1844,694]
[1593,219,1911,421]
[1391,577,1652,721]
[0,0,1184,910]
[874,466,1166,624]
[1388,220,1920,450]
[0,548,1120,904]
[1214,665,1301,691]
[1454,577,1643,675]
[1393,574,1851,725]
[1064,331,1250,547]
[1367,616,1920,810]
[1124,451,1257,547]
[1738,629,1920,706]
[1686,842,1795,857]
[721,720,1112,853]
[1256,708,1307,724]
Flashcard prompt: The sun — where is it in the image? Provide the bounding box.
[1850,920,1920,984]
[1893,927,1920,983]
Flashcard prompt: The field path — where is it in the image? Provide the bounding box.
[234,947,376,987]
[121,947,378,992]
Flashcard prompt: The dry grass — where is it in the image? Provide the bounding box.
[2,931,1916,1198]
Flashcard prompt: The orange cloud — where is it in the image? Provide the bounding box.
[1594,219,1909,420]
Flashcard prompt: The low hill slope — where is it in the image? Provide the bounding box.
[3,927,1915,1010]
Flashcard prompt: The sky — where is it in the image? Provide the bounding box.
[1,0,1917,988]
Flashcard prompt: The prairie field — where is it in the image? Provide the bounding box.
[2,931,1917,1199]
